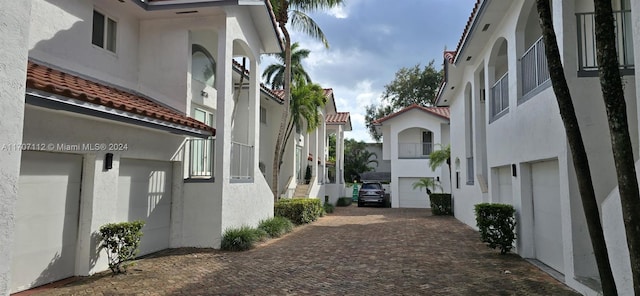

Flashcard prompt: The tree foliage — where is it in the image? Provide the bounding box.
[344,138,378,182]
[382,61,443,109]
[262,42,312,90]
[269,0,344,199]
[365,61,443,141]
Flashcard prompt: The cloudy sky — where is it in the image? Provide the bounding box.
[263,0,477,142]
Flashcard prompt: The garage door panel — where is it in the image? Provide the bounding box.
[118,159,172,256]
[532,160,564,273]
[398,178,430,208]
[12,152,82,293]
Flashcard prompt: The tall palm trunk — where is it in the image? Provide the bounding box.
[593,0,640,293]
[272,0,292,200]
[535,1,617,294]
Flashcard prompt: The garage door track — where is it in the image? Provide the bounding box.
[28,206,579,295]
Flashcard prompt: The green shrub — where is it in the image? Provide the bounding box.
[324,202,335,213]
[430,193,452,215]
[258,216,294,238]
[474,203,517,254]
[336,197,352,207]
[275,198,323,224]
[221,226,267,251]
[99,220,145,274]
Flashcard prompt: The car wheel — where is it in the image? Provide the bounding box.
[358,201,363,207]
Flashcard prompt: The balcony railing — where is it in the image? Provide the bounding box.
[187,138,214,180]
[398,142,433,159]
[231,141,254,180]
[577,10,634,75]
[521,37,550,96]
[490,72,509,119]
[467,157,474,185]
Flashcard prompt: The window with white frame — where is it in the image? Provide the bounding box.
[260,107,267,124]
[92,10,117,53]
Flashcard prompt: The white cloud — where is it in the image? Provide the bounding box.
[327,6,349,19]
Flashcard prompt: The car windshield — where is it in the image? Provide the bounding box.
[361,183,381,190]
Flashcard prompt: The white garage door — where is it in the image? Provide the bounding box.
[118,159,173,256]
[532,160,564,273]
[11,151,82,293]
[398,177,430,208]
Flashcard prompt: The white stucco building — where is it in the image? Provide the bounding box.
[373,104,450,208]
[437,0,638,294]
[1,0,283,294]
[266,89,352,205]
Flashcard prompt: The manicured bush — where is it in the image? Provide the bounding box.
[258,216,294,238]
[275,198,323,224]
[99,220,145,274]
[336,197,352,207]
[474,203,517,254]
[430,193,452,215]
[221,226,267,251]
[323,202,335,213]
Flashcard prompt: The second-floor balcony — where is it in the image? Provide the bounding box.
[577,10,634,76]
[521,37,551,97]
[490,72,509,119]
[231,141,254,181]
[186,138,215,181]
[398,142,433,159]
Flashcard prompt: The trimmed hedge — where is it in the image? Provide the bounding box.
[275,198,323,225]
[323,202,335,214]
[221,226,267,251]
[99,220,145,274]
[336,197,352,207]
[429,193,452,215]
[258,216,294,238]
[474,203,516,254]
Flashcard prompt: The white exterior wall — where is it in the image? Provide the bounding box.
[8,1,281,291]
[0,2,31,295]
[380,109,449,208]
[29,0,141,99]
[21,106,186,276]
[443,0,639,294]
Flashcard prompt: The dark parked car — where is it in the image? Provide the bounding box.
[357,182,386,207]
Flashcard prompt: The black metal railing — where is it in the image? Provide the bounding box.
[576,10,634,74]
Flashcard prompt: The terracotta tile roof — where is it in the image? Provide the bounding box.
[326,112,350,125]
[373,104,450,124]
[25,61,215,135]
[323,88,334,97]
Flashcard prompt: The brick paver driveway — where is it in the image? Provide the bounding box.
[32,206,579,295]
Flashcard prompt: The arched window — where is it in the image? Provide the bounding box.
[192,44,216,88]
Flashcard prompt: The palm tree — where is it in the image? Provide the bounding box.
[428,144,451,192]
[269,0,345,199]
[535,0,616,294]
[412,178,442,195]
[262,42,312,90]
[276,79,326,163]
[592,0,640,292]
